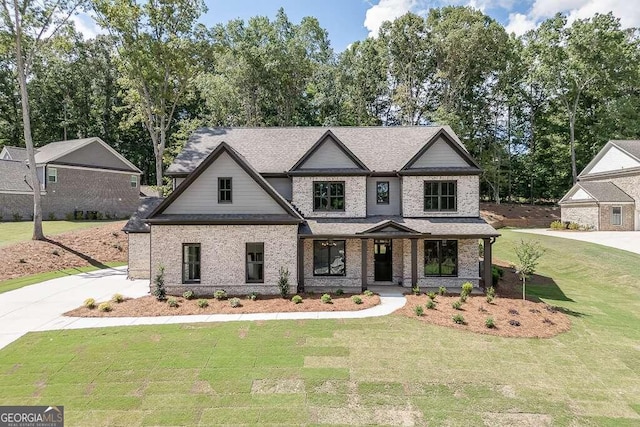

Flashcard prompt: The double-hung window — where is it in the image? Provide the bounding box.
[218,177,232,203]
[313,181,345,211]
[246,242,264,283]
[424,240,458,276]
[47,167,57,184]
[313,240,346,276]
[611,207,622,226]
[182,244,201,283]
[130,175,138,188]
[424,181,456,211]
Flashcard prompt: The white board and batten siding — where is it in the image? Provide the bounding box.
[298,137,360,169]
[587,146,640,175]
[409,136,470,168]
[163,151,287,215]
[367,177,401,215]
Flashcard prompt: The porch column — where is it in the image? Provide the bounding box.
[483,238,492,288]
[361,238,368,291]
[297,237,304,293]
[410,238,418,288]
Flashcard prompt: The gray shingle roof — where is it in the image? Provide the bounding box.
[122,197,164,233]
[300,216,499,237]
[33,138,96,164]
[0,160,33,192]
[611,140,640,160]
[2,146,28,161]
[576,182,633,203]
[166,126,468,175]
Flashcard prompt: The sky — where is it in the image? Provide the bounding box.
[75,0,640,52]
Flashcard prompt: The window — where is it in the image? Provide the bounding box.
[182,244,201,283]
[376,181,389,204]
[424,240,458,276]
[130,175,138,188]
[313,240,346,276]
[47,167,57,184]
[313,181,345,211]
[246,242,264,283]
[611,207,622,226]
[424,181,456,211]
[218,177,232,203]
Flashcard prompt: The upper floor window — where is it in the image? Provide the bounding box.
[218,177,232,203]
[611,207,622,225]
[130,175,138,188]
[424,181,456,211]
[424,240,458,276]
[182,243,201,283]
[376,181,389,204]
[47,167,57,184]
[314,181,345,211]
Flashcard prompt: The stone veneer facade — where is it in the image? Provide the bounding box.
[150,224,298,296]
[291,176,366,218]
[128,233,151,279]
[561,204,599,229]
[402,175,479,217]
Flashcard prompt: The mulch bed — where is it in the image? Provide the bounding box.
[0,222,128,281]
[65,293,381,317]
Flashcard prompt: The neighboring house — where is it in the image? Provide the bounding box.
[0,137,142,221]
[124,127,499,295]
[560,140,640,231]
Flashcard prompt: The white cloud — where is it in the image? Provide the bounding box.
[505,12,537,35]
[364,0,417,37]
[70,13,106,40]
[530,0,587,19]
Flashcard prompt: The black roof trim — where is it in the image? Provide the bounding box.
[358,220,421,234]
[398,168,481,176]
[289,130,370,172]
[288,169,371,176]
[401,128,481,170]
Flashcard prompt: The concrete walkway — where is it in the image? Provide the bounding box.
[513,229,640,255]
[0,266,407,350]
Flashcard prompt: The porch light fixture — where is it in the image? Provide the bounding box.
[321,240,337,247]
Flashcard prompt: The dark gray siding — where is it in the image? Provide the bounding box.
[55,141,135,171]
[410,136,469,168]
[299,138,360,169]
[367,177,401,216]
[265,177,292,201]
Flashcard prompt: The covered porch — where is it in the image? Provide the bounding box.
[297,217,499,294]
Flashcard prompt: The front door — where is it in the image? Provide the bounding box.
[374,239,393,281]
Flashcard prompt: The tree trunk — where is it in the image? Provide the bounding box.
[13,0,44,240]
[522,276,526,301]
[569,113,577,185]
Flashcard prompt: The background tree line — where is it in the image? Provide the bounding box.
[2,2,639,202]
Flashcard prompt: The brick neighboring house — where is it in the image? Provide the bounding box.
[124,127,500,295]
[0,137,141,221]
[560,140,640,231]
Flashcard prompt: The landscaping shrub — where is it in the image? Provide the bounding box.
[48,212,56,221]
[167,298,179,308]
[426,292,437,300]
[568,222,580,230]
[486,295,495,304]
[412,285,420,295]
[452,314,465,324]
[452,300,462,310]
[321,294,332,304]
[461,282,473,296]
[487,286,496,298]
[351,296,362,305]
[459,294,468,303]
[414,305,424,316]
[364,290,374,297]
[84,298,96,309]
[197,299,209,308]
[229,298,241,308]
[12,213,22,221]
[278,267,290,298]
[485,317,495,328]
[491,266,503,287]
[152,265,166,301]
[438,286,447,296]
[550,220,564,230]
[112,293,124,303]
[426,299,436,310]
[335,289,344,296]
[214,290,227,300]
[291,295,303,304]
[98,302,112,312]
[183,290,195,300]
[247,292,258,301]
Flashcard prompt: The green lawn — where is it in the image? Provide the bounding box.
[0,230,638,426]
[0,220,121,247]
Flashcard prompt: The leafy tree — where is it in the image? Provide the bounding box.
[513,239,545,300]
[1,0,84,239]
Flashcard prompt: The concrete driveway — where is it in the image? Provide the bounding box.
[513,229,640,255]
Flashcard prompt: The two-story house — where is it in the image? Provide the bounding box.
[124,127,499,295]
[0,137,141,221]
[560,140,640,231]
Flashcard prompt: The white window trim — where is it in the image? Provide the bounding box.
[47,167,57,183]
[611,206,622,226]
[130,175,138,188]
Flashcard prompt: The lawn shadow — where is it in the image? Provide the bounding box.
[45,238,110,270]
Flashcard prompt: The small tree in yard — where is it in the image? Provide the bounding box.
[153,265,166,301]
[513,239,545,300]
[277,267,290,298]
